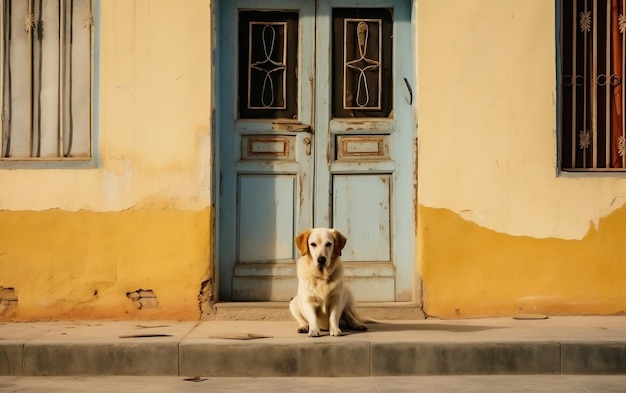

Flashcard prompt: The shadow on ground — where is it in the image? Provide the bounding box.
[361,321,508,333]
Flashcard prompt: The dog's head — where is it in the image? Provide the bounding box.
[295,228,347,270]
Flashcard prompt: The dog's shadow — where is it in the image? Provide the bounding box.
[338,321,506,335]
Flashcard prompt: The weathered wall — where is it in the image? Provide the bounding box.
[417,0,626,317]
[0,209,211,320]
[3,0,626,321]
[0,0,214,320]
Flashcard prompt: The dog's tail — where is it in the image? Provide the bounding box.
[355,312,379,324]
[361,317,379,324]
[343,303,379,325]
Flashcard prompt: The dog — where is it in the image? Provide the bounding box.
[289,228,367,337]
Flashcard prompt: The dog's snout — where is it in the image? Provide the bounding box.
[317,256,326,266]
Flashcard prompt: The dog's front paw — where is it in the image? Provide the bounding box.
[297,326,309,334]
[330,327,343,336]
[308,328,321,337]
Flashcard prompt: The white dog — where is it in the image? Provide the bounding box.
[289,228,367,337]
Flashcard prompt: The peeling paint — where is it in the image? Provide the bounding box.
[198,278,215,319]
[127,289,159,310]
[419,204,626,318]
[0,287,17,316]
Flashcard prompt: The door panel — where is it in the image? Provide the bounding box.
[333,174,395,300]
[315,0,415,302]
[218,0,315,301]
[237,175,296,262]
[333,174,391,262]
[217,0,414,302]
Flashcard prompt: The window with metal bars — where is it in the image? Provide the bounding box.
[560,0,626,171]
[238,10,298,120]
[332,8,393,118]
[1,0,93,162]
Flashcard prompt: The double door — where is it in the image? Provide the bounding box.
[217,0,415,302]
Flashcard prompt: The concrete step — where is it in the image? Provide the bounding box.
[1,316,625,377]
[209,302,426,321]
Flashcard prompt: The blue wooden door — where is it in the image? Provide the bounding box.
[217,0,415,302]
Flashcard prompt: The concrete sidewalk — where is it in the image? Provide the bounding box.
[4,375,626,393]
[1,316,625,376]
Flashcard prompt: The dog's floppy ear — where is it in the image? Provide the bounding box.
[332,229,347,256]
[295,229,311,256]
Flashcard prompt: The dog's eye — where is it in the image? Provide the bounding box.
[325,242,332,247]
[310,242,317,248]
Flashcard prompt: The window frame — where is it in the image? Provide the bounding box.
[0,0,99,169]
[557,0,626,174]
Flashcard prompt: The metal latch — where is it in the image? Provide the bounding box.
[303,137,312,155]
[272,122,312,133]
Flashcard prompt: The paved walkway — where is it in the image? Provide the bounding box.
[2,375,626,393]
[1,316,625,376]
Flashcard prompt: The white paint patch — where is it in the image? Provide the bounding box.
[459,209,486,224]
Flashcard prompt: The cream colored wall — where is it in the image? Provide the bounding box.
[417,0,626,317]
[418,0,626,240]
[0,0,214,320]
[0,0,213,212]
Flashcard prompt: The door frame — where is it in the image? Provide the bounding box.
[212,0,419,303]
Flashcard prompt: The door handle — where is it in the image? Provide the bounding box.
[403,77,413,105]
[272,122,312,133]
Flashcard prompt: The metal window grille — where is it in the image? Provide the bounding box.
[560,0,626,170]
[1,0,92,160]
[343,18,383,111]
[238,10,298,120]
[332,8,392,119]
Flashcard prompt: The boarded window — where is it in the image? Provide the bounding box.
[1,0,93,161]
[560,0,626,170]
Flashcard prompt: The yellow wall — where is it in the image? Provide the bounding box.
[419,205,626,318]
[0,0,214,320]
[3,0,626,321]
[0,209,211,320]
[417,0,626,317]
